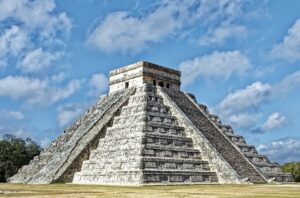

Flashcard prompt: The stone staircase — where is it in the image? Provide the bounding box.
[190,94,294,182]
[73,85,218,184]
[8,88,134,184]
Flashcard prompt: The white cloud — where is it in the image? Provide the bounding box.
[214,81,272,130]
[217,81,272,116]
[0,25,29,68]
[0,0,72,71]
[259,113,286,133]
[0,110,24,121]
[179,51,251,86]
[87,9,180,53]
[257,137,300,163]
[50,72,68,83]
[274,70,300,96]
[87,0,257,53]
[199,23,247,46]
[57,103,85,127]
[0,0,72,38]
[215,70,300,131]
[18,48,63,73]
[271,19,300,62]
[227,113,260,130]
[88,73,108,97]
[0,76,82,105]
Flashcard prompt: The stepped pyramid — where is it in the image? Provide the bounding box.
[9,61,293,184]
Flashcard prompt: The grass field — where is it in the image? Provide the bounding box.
[0,183,299,198]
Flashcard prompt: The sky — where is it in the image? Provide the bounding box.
[0,0,299,164]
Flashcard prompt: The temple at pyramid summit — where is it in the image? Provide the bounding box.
[9,61,293,184]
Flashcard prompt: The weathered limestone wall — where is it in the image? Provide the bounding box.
[109,61,181,93]
[73,87,146,185]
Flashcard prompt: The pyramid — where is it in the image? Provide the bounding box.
[9,61,293,185]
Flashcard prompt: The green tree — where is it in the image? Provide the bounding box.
[281,162,300,182]
[0,134,41,182]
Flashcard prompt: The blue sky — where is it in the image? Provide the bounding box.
[0,0,300,164]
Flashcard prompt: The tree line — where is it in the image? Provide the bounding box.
[281,162,300,182]
[0,134,41,182]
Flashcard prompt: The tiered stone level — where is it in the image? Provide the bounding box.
[191,96,293,182]
[73,85,218,184]
[9,88,135,184]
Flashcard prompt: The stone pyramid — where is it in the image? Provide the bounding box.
[9,61,293,185]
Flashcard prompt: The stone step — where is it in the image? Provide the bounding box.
[106,124,186,137]
[215,124,234,134]
[263,172,294,182]
[143,145,201,159]
[208,114,222,124]
[198,104,209,114]
[144,133,192,141]
[239,146,257,155]
[80,159,141,171]
[244,153,270,164]
[142,157,210,171]
[259,166,282,173]
[226,135,246,145]
[146,113,178,125]
[142,170,218,183]
[119,102,170,116]
[252,161,279,168]
[112,111,179,126]
[73,170,142,184]
[128,94,164,105]
[143,134,193,148]
[146,123,185,132]
[146,124,186,136]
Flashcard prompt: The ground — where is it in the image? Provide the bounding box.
[0,184,299,198]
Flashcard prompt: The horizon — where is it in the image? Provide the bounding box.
[0,0,300,164]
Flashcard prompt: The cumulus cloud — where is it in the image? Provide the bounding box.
[258,137,300,164]
[87,0,258,53]
[274,70,300,96]
[179,51,251,86]
[0,25,29,68]
[0,76,83,105]
[215,81,274,130]
[0,0,72,38]
[57,103,85,127]
[215,69,300,131]
[217,81,271,116]
[88,73,108,97]
[199,23,247,46]
[226,113,260,130]
[18,48,63,73]
[0,0,72,71]
[271,19,300,62]
[0,110,24,121]
[87,9,181,53]
[253,112,286,133]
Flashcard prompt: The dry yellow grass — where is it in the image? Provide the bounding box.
[0,183,299,198]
